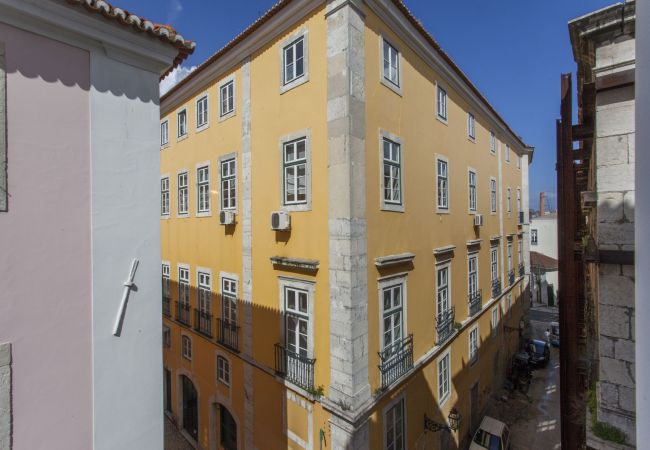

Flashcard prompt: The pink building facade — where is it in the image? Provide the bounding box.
[0,1,193,449]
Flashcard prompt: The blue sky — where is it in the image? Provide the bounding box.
[119,0,617,210]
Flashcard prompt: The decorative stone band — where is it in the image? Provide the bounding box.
[270,256,320,272]
[466,239,482,248]
[489,235,502,242]
[433,245,456,256]
[374,252,416,268]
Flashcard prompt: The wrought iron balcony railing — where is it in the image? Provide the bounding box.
[378,334,414,389]
[193,309,212,338]
[274,344,316,391]
[519,263,525,277]
[509,269,515,286]
[436,307,455,345]
[217,318,240,353]
[492,278,502,298]
[162,296,171,317]
[468,289,482,317]
[175,301,191,326]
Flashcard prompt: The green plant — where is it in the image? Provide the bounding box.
[307,385,325,398]
[336,399,351,411]
[373,387,385,397]
[587,385,627,445]
[453,321,462,330]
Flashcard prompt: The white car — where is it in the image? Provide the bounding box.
[469,416,511,450]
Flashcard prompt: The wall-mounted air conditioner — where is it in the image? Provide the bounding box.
[271,211,290,231]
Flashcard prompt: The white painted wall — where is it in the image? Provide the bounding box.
[530,214,558,301]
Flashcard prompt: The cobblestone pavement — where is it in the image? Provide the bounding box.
[486,305,561,450]
[164,416,193,450]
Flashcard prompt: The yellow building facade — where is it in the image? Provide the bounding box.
[160,1,533,449]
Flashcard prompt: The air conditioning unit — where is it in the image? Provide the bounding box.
[219,210,236,225]
[473,214,484,226]
[271,211,291,231]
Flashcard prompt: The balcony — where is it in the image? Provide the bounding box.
[378,334,414,390]
[492,278,502,298]
[468,289,482,317]
[274,344,316,391]
[519,263,525,277]
[436,307,455,345]
[216,318,240,353]
[509,269,515,286]
[162,296,171,317]
[175,301,191,326]
[194,309,212,338]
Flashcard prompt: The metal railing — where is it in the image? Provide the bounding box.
[509,269,516,286]
[274,344,316,391]
[436,307,455,345]
[492,278,502,298]
[175,301,191,326]
[378,334,414,389]
[162,296,171,317]
[217,319,240,353]
[519,263,525,277]
[468,289,482,317]
[194,309,212,337]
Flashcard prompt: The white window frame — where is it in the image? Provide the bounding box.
[161,120,169,148]
[219,77,236,120]
[489,131,496,154]
[196,164,211,216]
[436,82,448,123]
[436,262,451,321]
[219,153,237,211]
[178,264,190,307]
[518,240,523,267]
[177,170,189,217]
[161,175,170,217]
[468,169,477,213]
[505,144,511,163]
[280,29,309,94]
[490,177,497,214]
[469,325,479,364]
[163,325,171,348]
[217,355,231,386]
[468,252,479,297]
[380,35,402,95]
[491,306,499,336]
[506,187,511,214]
[507,242,513,273]
[436,156,449,213]
[196,94,209,131]
[279,277,315,360]
[516,188,521,214]
[437,349,451,405]
[380,130,404,212]
[379,275,407,357]
[177,108,187,139]
[221,272,239,327]
[197,269,212,315]
[279,130,311,211]
[490,246,499,284]
[531,229,538,246]
[162,262,171,307]
[181,334,192,360]
[382,395,406,450]
[517,154,522,169]
[467,112,476,140]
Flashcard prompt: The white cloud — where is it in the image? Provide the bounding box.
[167,0,183,23]
[160,65,196,96]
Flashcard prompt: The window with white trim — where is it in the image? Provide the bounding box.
[490,178,497,213]
[506,188,511,213]
[217,356,230,385]
[507,242,513,273]
[437,159,448,210]
[468,170,477,212]
[382,138,402,205]
[516,188,521,213]
[505,144,511,163]
[161,120,169,147]
[177,109,187,137]
[283,36,305,85]
[182,335,192,360]
[382,280,404,355]
[197,166,210,213]
[178,172,188,215]
[283,138,307,205]
[469,326,479,363]
[221,157,236,210]
[198,271,211,315]
[222,277,238,326]
[517,154,521,169]
[162,263,170,304]
[436,266,450,320]
[531,229,538,246]
[491,307,499,336]
[468,254,478,296]
[163,325,171,348]
[468,112,475,139]
[179,266,190,306]
[437,85,447,120]
[490,131,496,154]
[196,95,208,128]
[384,398,405,450]
[438,351,450,402]
[518,241,522,266]
[161,177,170,216]
[491,247,498,283]
[382,39,400,87]
[285,286,310,357]
[220,81,234,117]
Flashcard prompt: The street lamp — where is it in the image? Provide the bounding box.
[424,407,461,433]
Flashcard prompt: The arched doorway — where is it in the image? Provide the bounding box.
[181,375,198,441]
[218,404,237,450]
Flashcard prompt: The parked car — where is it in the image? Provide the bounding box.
[527,339,550,368]
[470,416,511,450]
[550,321,560,347]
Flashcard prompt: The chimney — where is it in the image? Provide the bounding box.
[540,192,546,216]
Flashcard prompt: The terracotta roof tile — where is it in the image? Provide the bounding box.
[531,251,558,271]
[64,0,195,78]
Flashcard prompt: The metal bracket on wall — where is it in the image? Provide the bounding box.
[112,258,139,337]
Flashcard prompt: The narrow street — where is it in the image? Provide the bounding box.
[487,304,561,450]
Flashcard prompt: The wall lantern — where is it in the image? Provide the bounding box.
[424,407,461,433]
